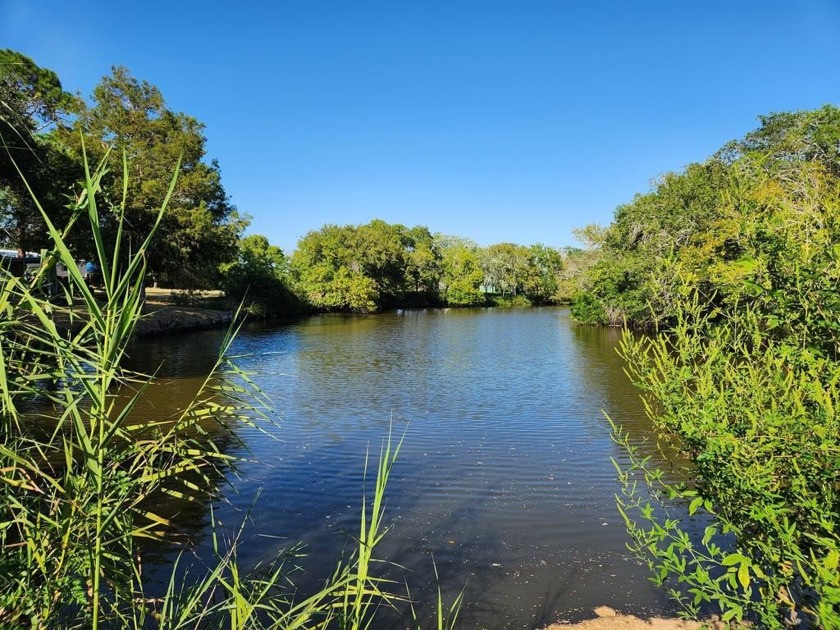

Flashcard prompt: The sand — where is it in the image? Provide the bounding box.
[543,606,726,630]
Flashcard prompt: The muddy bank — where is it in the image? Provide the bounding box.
[45,303,234,338]
[44,288,235,337]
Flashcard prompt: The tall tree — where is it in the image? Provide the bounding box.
[481,242,533,297]
[0,50,80,254]
[525,243,564,303]
[404,225,442,296]
[61,66,245,287]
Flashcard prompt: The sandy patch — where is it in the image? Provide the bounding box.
[543,606,725,630]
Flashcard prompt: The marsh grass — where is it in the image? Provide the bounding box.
[0,145,461,628]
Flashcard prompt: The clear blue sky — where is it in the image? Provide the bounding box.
[3,1,839,253]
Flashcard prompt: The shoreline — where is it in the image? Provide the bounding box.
[135,303,233,336]
[46,288,236,338]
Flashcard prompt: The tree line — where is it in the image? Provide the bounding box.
[289,221,570,312]
[1,50,576,316]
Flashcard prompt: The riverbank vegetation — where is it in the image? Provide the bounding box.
[569,105,840,333]
[585,107,840,628]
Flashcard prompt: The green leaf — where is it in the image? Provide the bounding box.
[737,562,750,590]
[688,496,703,515]
[825,549,839,571]
[721,553,749,566]
[721,606,740,622]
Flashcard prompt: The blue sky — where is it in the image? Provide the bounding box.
[3,1,839,253]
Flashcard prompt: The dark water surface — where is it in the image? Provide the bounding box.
[128,307,689,629]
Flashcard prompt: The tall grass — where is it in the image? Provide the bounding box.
[0,145,462,628]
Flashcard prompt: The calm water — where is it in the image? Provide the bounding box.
[127,307,691,629]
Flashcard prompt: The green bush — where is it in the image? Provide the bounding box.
[613,286,840,628]
[221,234,304,317]
[570,292,607,325]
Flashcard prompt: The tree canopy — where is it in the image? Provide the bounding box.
[60,66,246,287]
[289,221,566,312]
[1,53,246,288]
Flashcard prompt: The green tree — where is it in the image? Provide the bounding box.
[291,223,381,312]
[481,242,532,297]
[0,50,81,254]
[725,105,840,175]
[60,66,245,287]
[571,224,607,251]
[571,105,840,329]
[291,219,441,312]
[524,243,564,303]
[355,219,411,304]
[553,247,592,304]
[437,235,485,306]
[404,225,442,298]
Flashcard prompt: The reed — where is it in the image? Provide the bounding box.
[0,144,459,628]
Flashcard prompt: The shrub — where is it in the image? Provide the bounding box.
[613,287,840,628]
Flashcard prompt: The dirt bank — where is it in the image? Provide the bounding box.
[135,303,233,335]
[45,288,234,337]
[136,288,232,335]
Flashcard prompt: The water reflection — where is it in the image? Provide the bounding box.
[137,308,692,628]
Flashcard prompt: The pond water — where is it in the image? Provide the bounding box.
[127,306,691,629]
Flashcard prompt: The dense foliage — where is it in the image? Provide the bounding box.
[65,67,248,288]
[221,234,303,317]
[571,105,840,337]
[597,106,840,628]
[1,51,246,289]
[0,49,81,255]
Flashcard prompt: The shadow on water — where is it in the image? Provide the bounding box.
[133,307,698,628]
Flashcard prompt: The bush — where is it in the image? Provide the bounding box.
[613,286,840,628]
[570,292,607,325]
